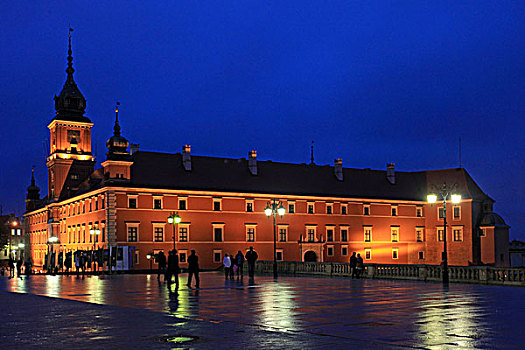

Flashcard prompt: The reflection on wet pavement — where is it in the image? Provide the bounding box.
[1,273,524,349]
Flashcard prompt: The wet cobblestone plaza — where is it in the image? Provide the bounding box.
[1,272,524,349]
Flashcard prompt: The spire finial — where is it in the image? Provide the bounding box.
[310,140,315,165]
[31,165,35,186]
[113,101,121,136]
[66,27,75,79]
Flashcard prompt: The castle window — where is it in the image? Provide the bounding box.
[364,226,372,242]
[391,205,398,216]
[392,248,399,259]
[307,203,314,214]
[178,198,187,210]
[341,204,347,215]
[128,196,137,209]
[416,207,422,217]
[179,225,189,242]
[153,197,162,210]
[288,203,295,214]
[416,227,424,242]
[340,228,348,242]
[363,204,370,216]
[246,200,253,212]
[213,199,222,211]
[391,226,399,242]
[326,204,333,214]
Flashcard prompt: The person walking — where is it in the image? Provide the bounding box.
[187,250,200,289]
[8,257,15,278]
[75,252,80,277]
[235,250,245,279]
[166,250,180,289]
[156,251,167,282]
[223,253,232,280]
[245,246,258,278]
[16,257,23,279]
[350,252,357,279]
[356,253,364,279]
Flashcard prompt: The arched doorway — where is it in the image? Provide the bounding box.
[304,251,317,262]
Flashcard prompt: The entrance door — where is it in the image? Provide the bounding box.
[304,251,317,262]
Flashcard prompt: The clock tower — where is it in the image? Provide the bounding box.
[46,29,95,201]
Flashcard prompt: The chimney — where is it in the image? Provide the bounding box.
[248,150,257,175]
[334,158,343,181]
[130,144,140,155]
[387,163,395,184]
[183,145,192,171]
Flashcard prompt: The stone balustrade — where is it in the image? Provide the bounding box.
[255,261,525,287]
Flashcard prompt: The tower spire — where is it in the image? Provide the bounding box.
[114,101,121,136]
[310,140,315,165]
[66,27,75,80]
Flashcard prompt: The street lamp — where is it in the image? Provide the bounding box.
[265,199,285,279]
[167,212,181,250]
[90,226,101,273]
[427,183,461,285]
[146,253,153,270]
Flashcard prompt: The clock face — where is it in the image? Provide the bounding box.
[67,130,81,144]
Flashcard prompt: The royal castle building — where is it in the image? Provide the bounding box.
[24,34,510,271]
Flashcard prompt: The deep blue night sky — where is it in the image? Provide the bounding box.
[1,2,524,240]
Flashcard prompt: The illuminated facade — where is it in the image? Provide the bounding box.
[24,34,510,270]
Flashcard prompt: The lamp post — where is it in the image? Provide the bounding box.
[167,212,181,251]
[90,226,101,273]
[265,199,285,279]
[9,220,18,260]
[427,183,461,285]
[146,253,153,270]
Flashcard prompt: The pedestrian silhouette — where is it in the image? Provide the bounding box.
[187,250,200,289]
[245,246,258,279]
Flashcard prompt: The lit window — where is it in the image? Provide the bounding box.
[364,226,372,242]
[278,226,288,242]
[306,227,316,242]
[179,226,189,242]
[246,226,256,242]
[127,225,138,242]
[416,227,424,242]
[365,249,371,260]
[437,229,444,242]
[391,226,399,242]
[453,227,463,242]
[154,227,164,242]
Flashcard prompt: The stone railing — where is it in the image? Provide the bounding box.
[255,261,525,287]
